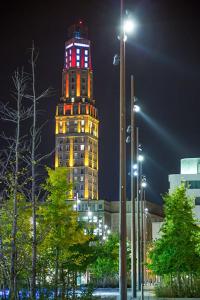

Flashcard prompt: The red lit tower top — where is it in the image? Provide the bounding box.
[61,22,94,105]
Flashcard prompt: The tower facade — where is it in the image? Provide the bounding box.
[55,23,99,200]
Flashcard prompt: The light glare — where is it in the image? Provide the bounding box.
[138,154,144,162]
[134,105,140,112]
[123,19,137,33]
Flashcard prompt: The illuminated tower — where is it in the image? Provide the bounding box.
[55,22,99,200]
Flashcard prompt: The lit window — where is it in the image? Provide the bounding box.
[77,62,80,67]
[85,50,88,55]
[81,128,85,133]
[76,49,80,54]
[74,176,78,181]
[69,49,72,54]
[85,56,88,62]
[80,144,85,151]
[84,63,88,68]
[74,120,77,124]
[80,176,84,182]
[82,98,85,102]
[76,55,80,61]
[81,120,85,125]
[71,97,74,102]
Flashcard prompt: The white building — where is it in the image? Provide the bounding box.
[169,158,200,221]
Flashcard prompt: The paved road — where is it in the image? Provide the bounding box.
[93,287,155,299]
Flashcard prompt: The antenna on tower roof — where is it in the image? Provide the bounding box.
[68,22,88,39]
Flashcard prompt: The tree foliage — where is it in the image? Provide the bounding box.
[148,185,200,276]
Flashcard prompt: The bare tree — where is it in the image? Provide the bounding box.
[25,42,52,299]
[0,70,30,299]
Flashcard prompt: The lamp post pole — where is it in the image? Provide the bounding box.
[119,0,127,299]
[131,75,137,299]
[136,127,141,291]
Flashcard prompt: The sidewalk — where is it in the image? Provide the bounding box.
[93,287,156,299]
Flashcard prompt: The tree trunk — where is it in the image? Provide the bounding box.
[55,247,59,300]
[10,71,21,300]
[30,42,37,300]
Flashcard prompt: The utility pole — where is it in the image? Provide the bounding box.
[131,75,137,299]
[119,0,127,299]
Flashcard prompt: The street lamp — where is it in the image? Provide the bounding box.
[119,2,137,299]
[140,176,147,300]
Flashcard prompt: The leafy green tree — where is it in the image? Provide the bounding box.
[38,167,91,299]
[148,185,200,293]
[90,234,131,287]
[0,194,32,294]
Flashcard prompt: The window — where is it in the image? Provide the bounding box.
[81,168,84,174]
[80,176,84,182]
[85,50,88,55]
[184,181,200,189]
[71,97,74,102]
[98,204,103,210]
[195,197,200,205]
[76,55,80,61]
[80,144,85,151]
[76,48,80,54]
[85,56,88,62]
[81,120,85,125]
[74,168,78,174]
[81,128,85,133]
[74,152,78,159]
[77,62,80,67]
[84,63,88,68]
[74,176,78,181]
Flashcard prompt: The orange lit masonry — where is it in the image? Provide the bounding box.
[76,72,80,97]
[66,73,69,97]
[88,72,90,98]
[64,104,72,114]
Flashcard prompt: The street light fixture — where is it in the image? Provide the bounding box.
[138,154,144,162]
[119,1,137,299]
[123,19,137,34]
[134,104,140,112]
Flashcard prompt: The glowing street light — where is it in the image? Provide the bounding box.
[138,154,144,162]
[134,104,140,112]
[123,19,137,34]
[133,163,138,170]
[141,177,147,188]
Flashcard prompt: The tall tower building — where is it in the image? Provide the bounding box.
[55,23,99,200]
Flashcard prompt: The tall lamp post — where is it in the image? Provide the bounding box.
[140,176,147,300]
[119,2,137,299]
[130,75,137,299]
[119,0,127,297]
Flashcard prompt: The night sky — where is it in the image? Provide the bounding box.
[1,0,200,204]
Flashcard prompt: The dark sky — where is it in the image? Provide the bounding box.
[0,0,200,204]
